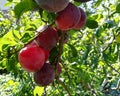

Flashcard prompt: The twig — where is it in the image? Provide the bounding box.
[14,25,50,54]
[24,25,50,47]
[53,31,66,70]
[56,78,72,96]
[53,31,72,95]
[106,63,120,74]
[57,31,66,64]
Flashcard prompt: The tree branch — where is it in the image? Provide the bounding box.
[56,78,72,96]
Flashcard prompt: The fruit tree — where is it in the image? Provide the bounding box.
[0,0,120,95]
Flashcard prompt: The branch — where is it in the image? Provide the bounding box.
[57,31,66,63]
[53,31,67,70]
[106,63,120,74]
[53,31,72,95]
[56,78,72,96]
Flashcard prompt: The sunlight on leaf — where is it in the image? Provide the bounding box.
[0,31,17,51]
[34,86,44,96]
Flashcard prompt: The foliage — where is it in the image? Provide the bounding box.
[0,0,120,95]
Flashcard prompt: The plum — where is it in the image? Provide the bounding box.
[34,63,55,86]
[35,0,69,12]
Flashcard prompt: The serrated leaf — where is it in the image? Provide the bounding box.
[86,19,98,29]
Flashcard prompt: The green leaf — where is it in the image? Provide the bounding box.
[6,54,19,73]
[86,19,98,29]
[2,44,9,51]
[34,86,44,96]
[49,47,58,63]
[94,0,102,8]
[103,20,115,29]
[0,31,17,51]
[68,44,78,57]
[81,45,91,63]
[14,0,37,18]
[7,0,13,2]
[12,30,20,42]
[116,3,120,13]
[20,33,31,43]
[74,1,82,6]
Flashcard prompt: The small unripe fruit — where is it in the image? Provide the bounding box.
[35,0,69,12]
[18,44,45,72]
[56,3,81,30]
[34,63,55,86]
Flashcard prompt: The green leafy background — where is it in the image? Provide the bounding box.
[0,0,120,95]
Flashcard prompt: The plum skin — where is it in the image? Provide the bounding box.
[35,0,69,12]
[36,27,58,50]
[56,3,81,30]
[34,63,55,86]
[73,8,86,30]
[18,44,45,72]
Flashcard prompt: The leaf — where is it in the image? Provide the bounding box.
[116,3,120,13]
[74,1,82,6]
[68,44,78,57]
[6,54,19,73]
[49,47,58,63]
[12,30,20,42]
[0,31,17,51]
[81,45,91,63]
[94,0,102,8]
[86,19,98,29]
[115,34,120,43]
[7,0,13,2]
[20,33,31,43]
[4,2,13,7]
[34,86,44,96]
[14,0,37,18]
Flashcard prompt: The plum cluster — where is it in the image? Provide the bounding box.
[18,26,61,86]
[18,0,91,86]
[35,0,90,30]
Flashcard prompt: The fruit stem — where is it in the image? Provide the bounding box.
[57,31,65,63]
[54,31,72,95]
[54,31,66,72]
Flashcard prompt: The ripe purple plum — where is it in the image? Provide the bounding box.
[73,8,86,30]
[35,0,69,12]
[36,26,58,50]
[56,3,81,30]
[34,63,55,86]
